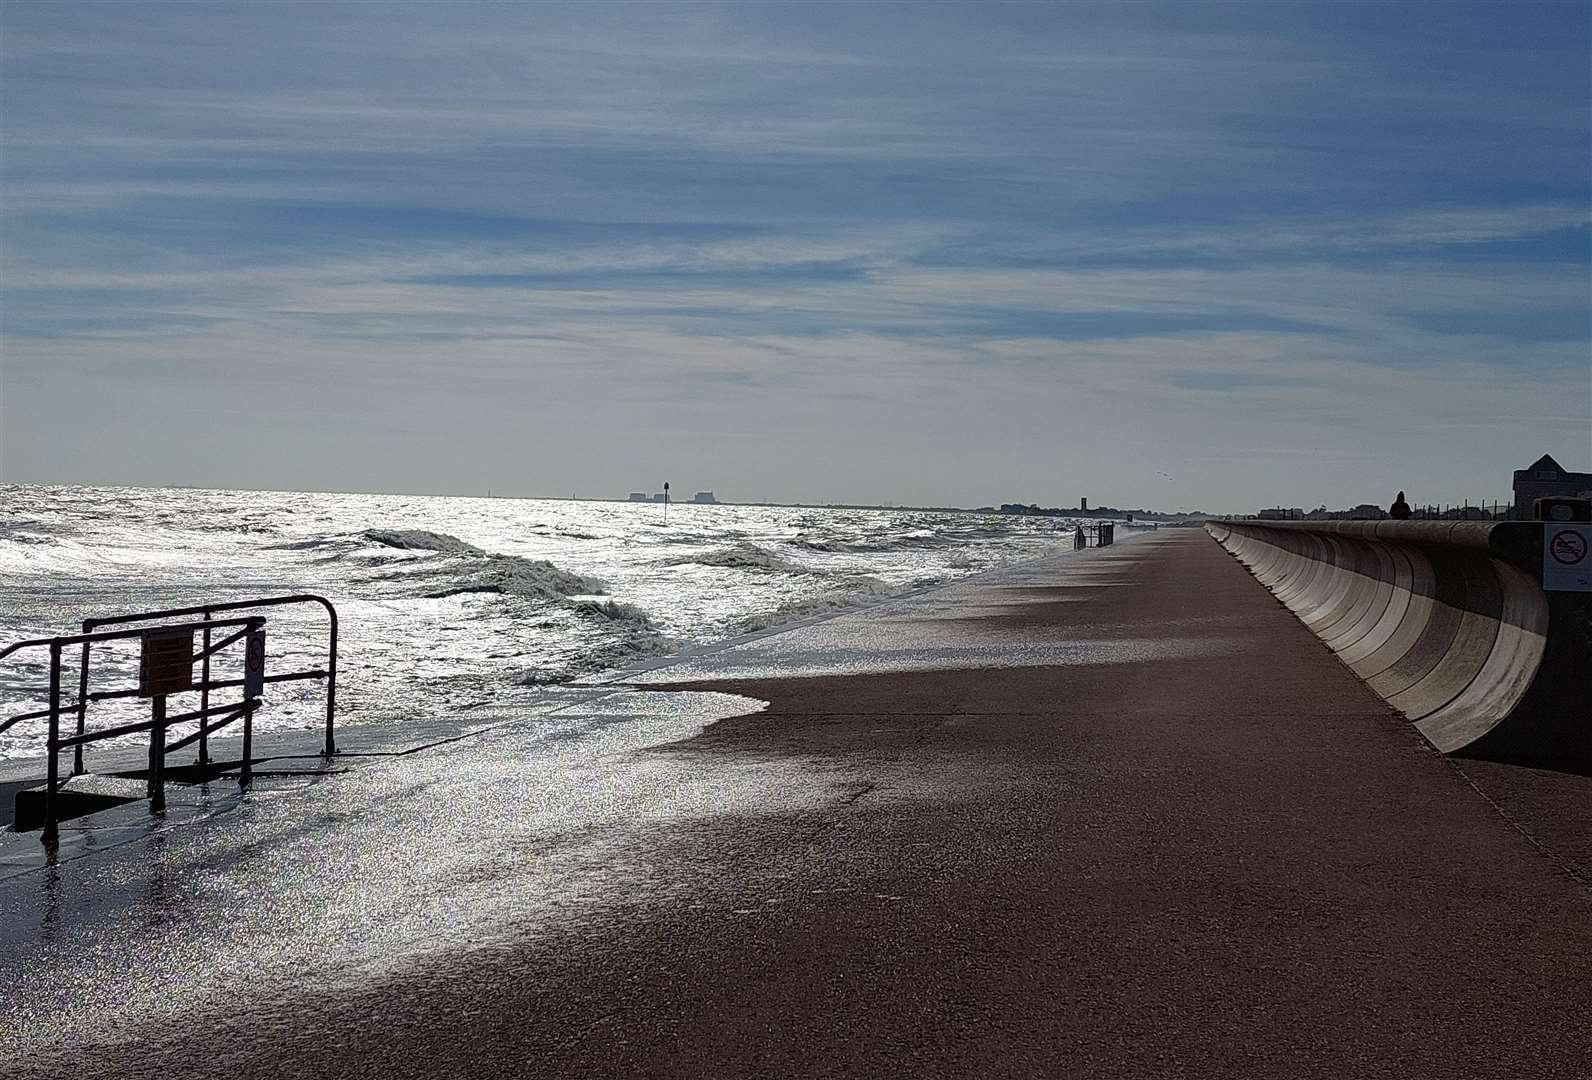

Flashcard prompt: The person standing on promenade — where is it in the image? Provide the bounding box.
[1389,491,1412,519]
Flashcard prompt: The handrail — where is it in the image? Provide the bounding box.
[0,616,260,662]
[78,594,338,762]
[2,618,262,845]
[84,668,326,704]
[2,594,341,846]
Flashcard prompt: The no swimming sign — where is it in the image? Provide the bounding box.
[1543,525,1592,592]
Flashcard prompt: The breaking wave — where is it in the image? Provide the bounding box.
[419,556,606,601]
[363,529,485,554]
[737,576,892,633]
[353,528,609,601]
[672,542,806,574]
[513,599,675,686]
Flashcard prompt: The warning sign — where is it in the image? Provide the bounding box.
[140,628,194,697]
[244,628,266,699]
[1543,525,1592,592]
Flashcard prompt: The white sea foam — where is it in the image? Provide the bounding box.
[736,575,893,632]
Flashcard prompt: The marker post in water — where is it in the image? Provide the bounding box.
[663,481,670,525]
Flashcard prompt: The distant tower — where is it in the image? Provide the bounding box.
[1081,497,1088,511]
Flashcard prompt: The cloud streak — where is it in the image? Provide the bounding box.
[1,1,1587,510]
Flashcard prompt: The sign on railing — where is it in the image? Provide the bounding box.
[141,628,194,697]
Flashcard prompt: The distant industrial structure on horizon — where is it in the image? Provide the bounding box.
[627,490,718,504]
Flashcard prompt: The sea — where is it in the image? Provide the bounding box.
[0,485,1091,762]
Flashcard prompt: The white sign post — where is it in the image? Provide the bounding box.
[1542,525,1592,592]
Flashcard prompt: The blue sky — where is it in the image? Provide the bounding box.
[1,1,1587,511]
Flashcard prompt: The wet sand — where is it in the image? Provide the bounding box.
[6,531,1591,1078]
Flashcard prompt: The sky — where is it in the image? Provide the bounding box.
[1,1,1588,513]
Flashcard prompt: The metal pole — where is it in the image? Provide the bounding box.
[73,624,91,777]
[44,644,61,847]
[148,696,166,813]
[241,701,254,788]
[198,611,212,768]
[323,608,338,758]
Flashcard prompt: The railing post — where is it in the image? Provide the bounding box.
[198,611,212,768]
[323,604,338,758]
[148,695,166,813]
[44,643,61,847]
[73,622,92,777]
[240,700,254,788]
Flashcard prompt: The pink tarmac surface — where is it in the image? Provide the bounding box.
[4,530,1590,1078]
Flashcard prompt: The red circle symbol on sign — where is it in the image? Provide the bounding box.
[1549,530,1588,566]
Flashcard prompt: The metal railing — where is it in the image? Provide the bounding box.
[1,616,259,845]
[1,594,338,846]
[78,594,338,765]
[1072,522,1114,548]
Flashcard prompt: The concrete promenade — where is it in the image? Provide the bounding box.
[3,531,1591,1077]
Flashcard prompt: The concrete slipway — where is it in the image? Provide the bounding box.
[2,532,1589,1079]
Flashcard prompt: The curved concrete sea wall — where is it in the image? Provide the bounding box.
[1206,520,1591,771]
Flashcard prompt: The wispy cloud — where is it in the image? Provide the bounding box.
[1,1,1587,508]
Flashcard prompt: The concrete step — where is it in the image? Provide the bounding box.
[12,772,149,832]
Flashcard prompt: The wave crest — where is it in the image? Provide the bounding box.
[421,555,606,601]
[363,529,485,554]
[673,542,805,573]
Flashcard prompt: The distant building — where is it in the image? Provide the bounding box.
[628,492,650,502]
[1513,454,1592,519]
[1081,497,1088,511]
[1258,507,1302,520]
[1348,503,1387,520]
[653,493,668,503]
[692,491,717,504]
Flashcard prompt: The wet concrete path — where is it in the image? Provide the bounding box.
[3,531,1590,1078]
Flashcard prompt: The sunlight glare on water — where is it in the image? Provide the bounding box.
[0,486,1086,758]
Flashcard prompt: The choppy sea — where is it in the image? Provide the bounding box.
[0,485,1091,761]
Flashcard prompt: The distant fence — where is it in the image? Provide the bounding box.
[1206,520,1590,771]
[1250,505,1516,522]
